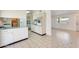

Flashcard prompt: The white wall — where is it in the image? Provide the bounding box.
[46,10,52,35]
[0,10,26,18]
[74,13,79,31]
[52,13,77,31]
[0,11,1,16]
[51,10,79,16]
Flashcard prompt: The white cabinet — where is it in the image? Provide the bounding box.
[13,28,28,41]
[0,27,28,46]
[33,25,42,34]
[31,11,46,35]
[0,29,14,46]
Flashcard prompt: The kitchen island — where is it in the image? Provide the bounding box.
[0,27,28,47]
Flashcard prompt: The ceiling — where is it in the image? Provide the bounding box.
[51,10,79,15]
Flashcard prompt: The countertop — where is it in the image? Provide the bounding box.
[0,27,27,30]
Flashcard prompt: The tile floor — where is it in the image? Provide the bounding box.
[5,29,79,48]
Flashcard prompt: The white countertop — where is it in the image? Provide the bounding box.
[0,27,27,30]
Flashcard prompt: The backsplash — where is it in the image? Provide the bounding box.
[0,19,4,27]
[0,17,20,28]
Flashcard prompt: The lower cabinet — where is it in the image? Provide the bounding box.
[31,25,45,35]
[0,27,28,46]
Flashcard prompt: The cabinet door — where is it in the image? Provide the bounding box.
[34,25,42,34]
[1,29,14,46]
[13,28,28,41]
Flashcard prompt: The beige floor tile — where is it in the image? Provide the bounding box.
[5,29,79,48]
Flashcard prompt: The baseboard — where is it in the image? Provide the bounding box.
[31,31,46,36]
[52,28,76,32]
[0,38,28,48]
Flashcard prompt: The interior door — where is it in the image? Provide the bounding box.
[76,15,79,31]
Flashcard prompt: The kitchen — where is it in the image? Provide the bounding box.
[0,10,28,47]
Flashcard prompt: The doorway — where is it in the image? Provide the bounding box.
[27,11,33,30]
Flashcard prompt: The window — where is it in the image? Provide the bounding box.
[57,17,70,23]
